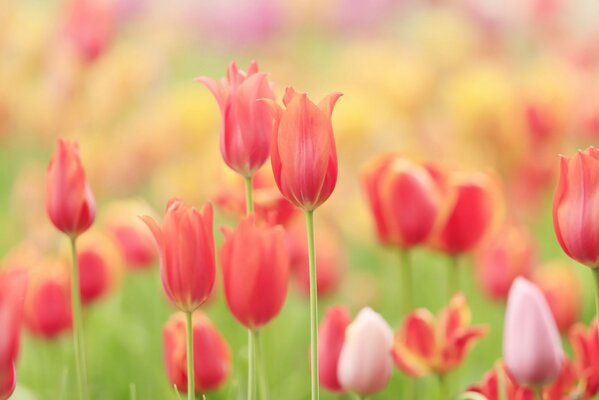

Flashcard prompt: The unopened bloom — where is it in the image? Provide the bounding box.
[337,308,394,396]
[318,306,351,392]
[142,199,216,312]
[269,88,342,210]
[220,216,289,329]
[164,311,231,392]
[361,154,443,247]
[392,293,488,376]
[553,147,599,267]
[46,139,95,238]
[503,278,563,386]
[569,319,599,398]
[196,61,275,177]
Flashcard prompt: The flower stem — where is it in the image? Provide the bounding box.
[496,365,506,400]
[437,373,448,400]
[305,210,319,400]
[248,330,256,400]
[399,249,414,315]
[185,311,195,400]
[449,255,460,298]
[69,237,89,400]
[534,386,543,400]
[255,330,269,400]
[593,269,599,331]
[245,176,254,214]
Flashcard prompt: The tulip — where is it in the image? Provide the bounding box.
[475,223,536,300]
[337,308,394,396]
[143,199,216,399]
[533,262,583,333]
[468,363,534,400]
[46,138,95,238]
[163,311,231,393]
[142,199,216,312]
[268,87,342,400]
[392,293,487,378]
[24,262,72,339]
[361,154,443,248]
[553,147,599,327]
[569,319,599,399]
[0,363,15,400]
[103,200,158,270]
[195,61,275,178]
[74,232,123,305]
[503,278,563,388]
[318,306,351,392]
[220,216,289,329]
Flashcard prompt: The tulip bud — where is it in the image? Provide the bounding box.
[361,154,443,248]
[24,261,72,339]
[337,308,393,396]
[46,138,95,238]
[0,268,28,370]
[430,171,502,254]
[503,278,563,386]
[220,216,289,329]
[103,200,158,270]
[532,262,583,334]
[196,61,275,177]
[475,223,536,300]
[164,311,231,392]
[553,147,599,267]
[0,363,15,400]
[269,88,342,211]
[318,306,351,392]
[142,199,216,312]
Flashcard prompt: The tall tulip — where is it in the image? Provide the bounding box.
[362,154,444,316]
[0,268,27,400]
[503,278,563,394]
[553,147,599,331]
[318,306,351,392]
[142,199,216,400]
[220,216,289,400]
[163,312,231,393]
[268,87,341,400]
[46,138,95,400]
[337,308,394,396]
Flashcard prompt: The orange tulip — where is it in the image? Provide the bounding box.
[196,61,275,177]
[553,147,599,267]
[142,199,216,312]
[475,223,536,300]
[46,139,95,238]
[392,293,487,376]
[220,216,289,329]
[164,311,231,393]
[533,262,583,333]
[468,363,534,400]
[269,88,342,210]
[361,154,444,248]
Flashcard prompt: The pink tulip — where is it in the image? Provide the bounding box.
[337,308,393,396]
[503,278,563,386]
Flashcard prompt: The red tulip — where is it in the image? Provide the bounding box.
[392,293,488,377]
[361,154,443,247]
[0,363,15,400]
[475,223,536,300]
[430,172,502,254]
[46,138,95,238]
[533,262,583,333]
[142,199,216,312]
[468,363,534,400]
[569,319,599,398]
[24,261,72,339]
[286,220,344,297]
[196,61,275,177]
[164,311,231,392]
[553,147,599,267]
[318,306,351,392]
[220,216,289,329]
[268,88,342,210]
[75,232,123,305]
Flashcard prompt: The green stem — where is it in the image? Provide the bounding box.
[438,373,448,400]
[70,237,89,400]
[248,330,257,400]
[496,365,506,400]
[305,210,319,400]
[593,269,599,328]
[449,256,460,298]
[534,386,543,400]
[255,330,269,400]
[185,311,195,400]
[399,249,414,315]
[245,176,254,214]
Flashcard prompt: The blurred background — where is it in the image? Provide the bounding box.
[2,0,599,398]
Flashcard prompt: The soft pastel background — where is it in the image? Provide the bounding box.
[2,0,599,399]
